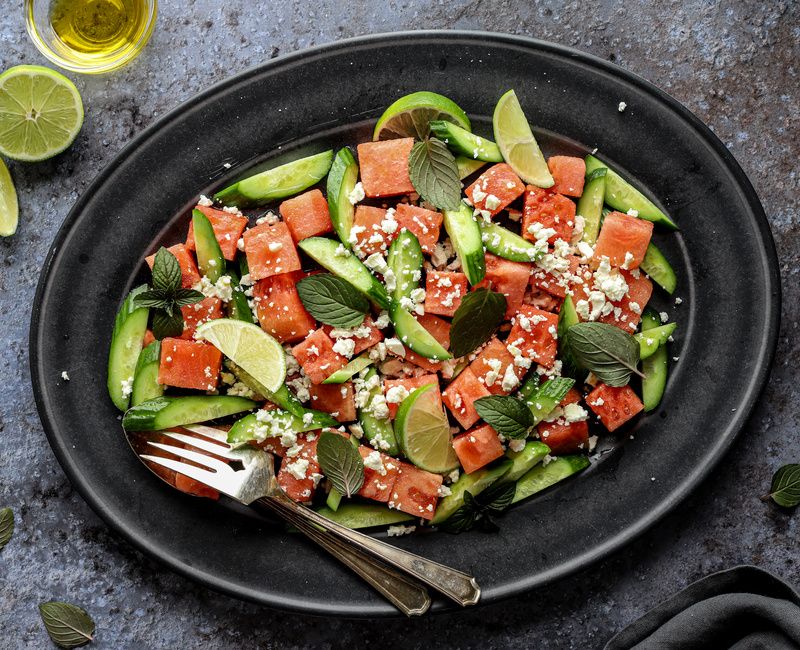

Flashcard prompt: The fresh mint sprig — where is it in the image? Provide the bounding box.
[408,137,462,210]
[474,395,534,439]
[439,481,517,534]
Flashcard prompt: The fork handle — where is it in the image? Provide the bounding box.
[260,494,481,607]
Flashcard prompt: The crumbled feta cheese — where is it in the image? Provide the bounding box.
[268,241,283,252]
[363,450,387,475]
[120,377,134,399]
[484,194,501,211]
[675,297,683,305]
[563,403,589,423]
[60,371,70,381]
[387,525,416,537]
[285,458,310,480]
[594,257,629,302]
[385,385,410,404]
[198,195,213,207]
[626,208,639,217]
[332,337,356,359]
[193,275,234,302]
[384,337,405,357]
[508,438,526,452]
[618,101,627,112]
[501,364,520,392]
[659,311,669,323]
[364,252,388,274]
[334,243,351,258]
[348,182,365,205]
[437,484,452,498]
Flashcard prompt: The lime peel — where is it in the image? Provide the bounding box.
[395,384,459,474]
[373,91,471,141]
[0,158,18,237]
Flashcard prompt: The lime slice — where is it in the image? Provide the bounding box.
[492,89,553,188]
[0,65,84,162]
[196,318,286,393]
[0,158,18,236]
[373,91,471,141]
[395,384,459,474]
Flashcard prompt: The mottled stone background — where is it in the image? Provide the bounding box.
[1,1,797,648]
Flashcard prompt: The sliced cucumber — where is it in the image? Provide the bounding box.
[316,503,414,529]
[455,156,487,180]
[226,409,326,444]
[387,229,423,304]
[518,374,540,401]
[131,341,163,407]
[123,396,256,431]
[640,242,677,294]
[480,221,541,263]
[322,353,372,384]
[524,377,575,425]
[390,303,451,360]
[584,154,677,230]
[298,237,390,309]
[108,284,150,411]
[215,150,334,208]
[430,120,503,162]
[327,148,359,246]
[226,270,255,323]
[431,459,512,525]
[636,322,677,360]
[558,296,582,379]
[192,209,224,282]
[502,441,550,483]
[577,167,606,244]
[358,367,399,456]
[442,202,485,285]
[512,455,590,504]
[641,310,669,412]
[326,488,343,512]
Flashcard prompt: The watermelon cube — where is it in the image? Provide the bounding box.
[357,138,415,198]
[384,374,441,419]
[279,189,334,242]
[547,156,586,198]
[475,253,531,318]
[530,254,582,298]
[586,383,644,432]
[522,186,576,246]
[424,271,468,317]
[158,338,222,391]
[253,272,317,343]
[352,205,393,257]
[469,337,524,395]
[186,205,248,260]
[179,296,223,340]
[243,221,302,281]
[537,388,590,454]
[277,435,322,502]
[389,462,443,521]
[416,313,451,350]
[442,367,491,429]
[465,163,525,217]
[597,270,654,331]
[308,381,356,422]
[357,446,401,502]
[394,203,443,253]
[453,424,505,474]
[593,211,653,269]
[323,315,384,356]
[292,328,349,384]
[507,305,559,369]
[145,243,201,288]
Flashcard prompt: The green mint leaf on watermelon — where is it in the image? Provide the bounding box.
[136,250,203,335]
[474,395,534,439]
[316,430,365,498]
[151,309,185,340]
[585,167,608,183]
[761,464,800,508]
[449,288,507,358]
[38,601,95,648]
[408,137,462,211]
[0,507,14,551]
[132,289,171,310]
[296,273,369,329]
[563,322,642,386]
[439,483,516,534]
[151,247,182,294]
[173,288,206,307]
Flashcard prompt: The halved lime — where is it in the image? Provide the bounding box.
[0,65,84,162]
[395,384,459,474]
[0,158,18,236]
[373,91,471,141]
[196,318,286,393]
[492,89,553,188]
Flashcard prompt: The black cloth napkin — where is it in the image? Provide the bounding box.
[605,566,800,649]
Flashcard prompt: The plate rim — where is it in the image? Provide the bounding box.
[29,29,781,617]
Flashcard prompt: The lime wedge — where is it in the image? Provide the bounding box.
[492,89,553,188]
[0,158,18,236]
[395,384,459,474]
[196,318,286,393]
[373,91,470,141]
[0,65,84,162]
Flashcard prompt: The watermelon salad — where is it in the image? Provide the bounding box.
[109,90,679,534]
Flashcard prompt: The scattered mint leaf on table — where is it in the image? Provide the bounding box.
[38,601,95,648]
[761,464,800,508]
[0,507,14,551]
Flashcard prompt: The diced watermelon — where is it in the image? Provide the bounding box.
[357,446,401,502]
[452,424,505,474]
[143,330,156,347]
[547,156,586,198]
[586,383,644,432]
[253,271,317,343]
[279,189,334,242]
[146,243,201,288]
[323,316,384,355]
[416,313,451,350]
[186,205,249,260]
[389,462,443,521]
[308,381,356,422]
[424,271,468,317]
[179,296,223,340]
[357,138,415,198]
[243,221,302,281]
[522,187,576,245]
[394,203,443,253]
[142,429,221,499]
[384,374,441,419]
[475,253,531,318]
[593,211,653,269]
[537,388,590,454]
[175,472,221,499]
[530,254,582,299]
[352,205,393,257]
[277,435,322,502]
[465,163,525,217]
[158,338,222,391]
[389,346,442,374]
[442,367,491,429]
[507,305,559,369]
[292,328,349,384]
[469,337,524,395]
[597,270,654,331]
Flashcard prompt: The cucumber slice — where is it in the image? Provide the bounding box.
[107,284,150,411]
[641,310,669,412]
[502,441,550,483]
[316,503,414,529]
[430,120,503,162]
[584,155,677,230]
[358,368,399,456]
[387,229,423,304]
[298,237,390,310]
[390,302,452,360]
[480,222,541,263]
[123,396,256,431]
[524,377,575,425]
[577,167,607,244]
[431,459,512,525]
[214,150,334,208]
[326,488,343,512]
[226,409,327,444]
[636,322,677,360]
[131,341,163,407]
[455,156,487,180]
[442,202,485,285]
[640,242,677,294]
[512,455,590,503]
[226,270,255,323]
[192,209,224,282]
[558,296,582,379]
[518,374,540,401]
[327,148,359,246]
[322,353,373,384]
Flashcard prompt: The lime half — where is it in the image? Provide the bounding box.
[0,159,18,236]
[0,65,84,162]
[196,318,286,393]
[373,91,471,141]
[395,384,459,474]
[492,89,553,188]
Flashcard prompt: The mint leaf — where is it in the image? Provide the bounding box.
[151,247,182,294]
[151,310,184,340]
[316,431,364,498]
[173,288,206,307]
[408,137,462,210]
[762,464,800,508]
[474,395,534,439]
[586,167,608,183]
[0,507,13,551]
[476,480,516,513]
[297,274,369,329]
[38,601,95,648]
[439,483,516,534]
[563,322,642,386]
[133,289,170,309]
[449,288,506,358]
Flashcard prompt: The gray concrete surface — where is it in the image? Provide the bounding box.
[1,1,798,647]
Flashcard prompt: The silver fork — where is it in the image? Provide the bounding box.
[139,425,480,611]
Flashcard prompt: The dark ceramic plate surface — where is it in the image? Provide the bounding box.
[30,32,780,617]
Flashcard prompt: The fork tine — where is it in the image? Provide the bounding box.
[140,454,231,493]
[146,441,231,473]
[182,424,231,443]
[160,431,239,460]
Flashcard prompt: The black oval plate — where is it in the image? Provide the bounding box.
[30,32,780,617]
